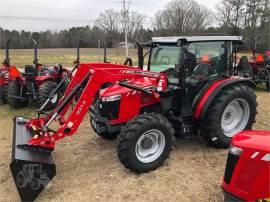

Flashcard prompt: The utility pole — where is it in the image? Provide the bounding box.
[122,0,129,57]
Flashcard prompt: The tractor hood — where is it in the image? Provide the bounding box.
[100,76,160,97]
[232,130,270,153]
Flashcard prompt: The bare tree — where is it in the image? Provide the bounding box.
[152,0,211,35]
[125,12,146,41]
[96,9,121,33]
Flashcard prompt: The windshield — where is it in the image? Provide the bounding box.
[149,45,180,72]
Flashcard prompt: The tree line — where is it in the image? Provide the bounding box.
[0,0,269,51]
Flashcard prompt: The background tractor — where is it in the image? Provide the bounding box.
[222,130,270,201]
[7,38,71,110]
[10,36,258,201]
[235,34,270,92]
[0,39,21,104]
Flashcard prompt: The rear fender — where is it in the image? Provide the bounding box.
[193,77,256,120]
[35,76,55,86]
[35,75,55,82]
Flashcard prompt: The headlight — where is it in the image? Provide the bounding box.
[101,94,121,102]
[228,145,243,156]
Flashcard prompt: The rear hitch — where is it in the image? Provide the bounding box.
[10,117,56,201]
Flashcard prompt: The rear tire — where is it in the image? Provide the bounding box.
[117,113,174,173]
[200,84,257,148]
[0,85,8,103]
[38,80,59,111]
[8,81,28,108]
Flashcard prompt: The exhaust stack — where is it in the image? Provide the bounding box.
[10,117,56,201]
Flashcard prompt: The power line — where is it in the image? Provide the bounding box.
[0,16,96,23]
[0,15,152,25]
[2,1,120,12]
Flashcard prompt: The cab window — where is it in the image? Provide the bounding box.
[149,45,180,73]
[149,45,181,84]
[185,41,226,83]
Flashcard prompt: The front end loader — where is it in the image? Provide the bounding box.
[10,36,258,201]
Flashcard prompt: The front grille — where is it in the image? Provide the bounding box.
[224,153,240,184]
[100,100,120,120]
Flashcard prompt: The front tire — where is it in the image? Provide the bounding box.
[38,80,59,111]
[90,118,118,140]
[0,85,8,103]
[200,84,257,148]
[117,113,174,173]
[8,81,29,108]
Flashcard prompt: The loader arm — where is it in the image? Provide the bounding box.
[27,63,160,149]
[10,62,162,201]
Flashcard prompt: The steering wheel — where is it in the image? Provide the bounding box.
[54,64,63,75]
[124,58,133,66]
[159,56,170,65]
[193,63,211,76]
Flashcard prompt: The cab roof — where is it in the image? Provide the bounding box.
[151,36,243,43]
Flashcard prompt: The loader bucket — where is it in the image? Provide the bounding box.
[10,117,56,201]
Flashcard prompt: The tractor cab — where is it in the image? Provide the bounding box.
[106,36,245,117]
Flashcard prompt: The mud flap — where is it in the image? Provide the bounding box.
[10,117,56,201]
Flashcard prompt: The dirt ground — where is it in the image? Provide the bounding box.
[0,89,269,202]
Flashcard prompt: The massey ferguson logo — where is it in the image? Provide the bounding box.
[119,69,160,78]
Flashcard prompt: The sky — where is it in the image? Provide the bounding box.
[0,0,219,32]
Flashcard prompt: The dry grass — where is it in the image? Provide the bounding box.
[0,90,269,202]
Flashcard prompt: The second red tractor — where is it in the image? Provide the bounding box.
[6,38,71,110]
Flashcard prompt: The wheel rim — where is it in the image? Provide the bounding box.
[50,89,58,104]
[135,129,165,163]
[221,98,250,137]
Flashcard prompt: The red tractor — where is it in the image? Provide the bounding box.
[222,130,270,201]
[7,38,71,110]
[10,36,258,201]
[0,39,21,104]
[237,34,270,92]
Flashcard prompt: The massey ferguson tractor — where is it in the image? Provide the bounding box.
[0,39,21,104]
[222,130,270,201]
[10,36,258,201]
[7,38,71,110]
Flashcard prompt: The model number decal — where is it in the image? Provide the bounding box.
[76,100,87,115]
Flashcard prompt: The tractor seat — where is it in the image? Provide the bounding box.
[23,65,38,77]
[237,56,253,77]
